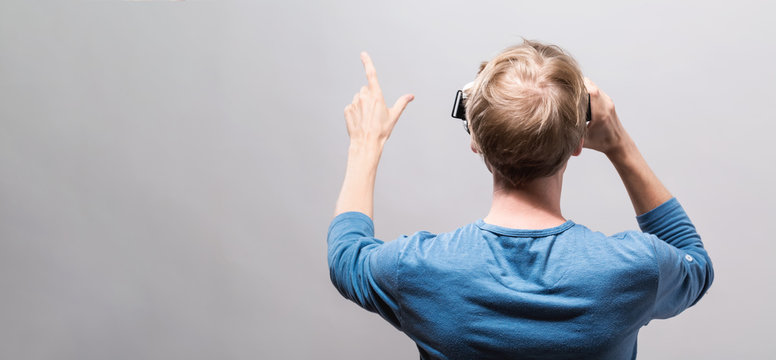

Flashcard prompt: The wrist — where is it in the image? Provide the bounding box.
[605,134,637,165]
[348,139,384,158]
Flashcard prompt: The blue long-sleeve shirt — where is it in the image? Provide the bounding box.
[327,198,713,359]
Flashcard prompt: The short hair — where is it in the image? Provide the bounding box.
[465,39,588,187]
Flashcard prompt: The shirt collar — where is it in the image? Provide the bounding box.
[474,219,575,237]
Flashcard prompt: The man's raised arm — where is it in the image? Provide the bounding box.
[334,52,414,219]
[582,77,672,215]
[583,78,714,318]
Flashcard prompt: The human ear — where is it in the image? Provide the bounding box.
[572,138,584,157]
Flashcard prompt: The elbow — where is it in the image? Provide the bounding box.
[702,253,715,297]
[690,249,715,307]
[699,244,714,294]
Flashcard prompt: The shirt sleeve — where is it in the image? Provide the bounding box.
[327,211,403,330]
[636,198,715,319]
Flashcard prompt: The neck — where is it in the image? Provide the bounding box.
[483,169,567,230]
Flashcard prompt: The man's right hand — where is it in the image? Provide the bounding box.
[582,77,672,216]
[582,77,632,158]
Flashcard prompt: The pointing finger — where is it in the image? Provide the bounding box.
[360,52,381,93]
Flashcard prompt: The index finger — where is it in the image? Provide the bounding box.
[360,52,381,92]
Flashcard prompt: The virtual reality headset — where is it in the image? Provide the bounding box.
[451,82,592,134]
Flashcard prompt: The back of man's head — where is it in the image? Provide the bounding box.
[465,39,588,188]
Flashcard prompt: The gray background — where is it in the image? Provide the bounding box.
[1,0,774,359]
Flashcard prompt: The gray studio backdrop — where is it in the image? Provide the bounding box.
[1,1,774,359]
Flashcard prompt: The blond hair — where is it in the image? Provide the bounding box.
[465,39,588,187]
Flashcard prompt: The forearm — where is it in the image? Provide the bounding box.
[334,52,413,219]
[334,141,384,219]
[607,134,673,216]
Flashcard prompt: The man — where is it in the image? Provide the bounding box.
[328,40,713,359]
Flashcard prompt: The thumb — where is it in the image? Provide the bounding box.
[390,94,414,120]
